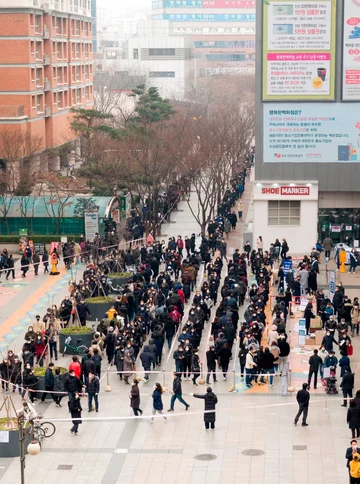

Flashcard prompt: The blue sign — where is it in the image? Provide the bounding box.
[264,103,360,163]
[283,259,293,275]
[153,13,256,21]
[329,270,335,302]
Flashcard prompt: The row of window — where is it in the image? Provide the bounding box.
[30,65,92,87]
[30,86,92,114]
[268,201,300,226]
[29,40,92,61]
[30,14,92,37]
[149,71,175,78]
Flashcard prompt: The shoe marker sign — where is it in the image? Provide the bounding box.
[261,186,310,195]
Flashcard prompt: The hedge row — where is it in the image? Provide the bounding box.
[0,235,82,244]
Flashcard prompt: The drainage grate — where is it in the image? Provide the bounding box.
[194,454,217,461]
[241,449,265,456]
[57,465,73,470]
[293,445,307,451]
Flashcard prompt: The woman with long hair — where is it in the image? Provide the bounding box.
[151,382,167,423]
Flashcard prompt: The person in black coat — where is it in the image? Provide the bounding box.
[69,392,82,435]
[308,349,322,390]
[192,387,218,430]
[294,383,310,426]
[304,303,316,335]
[346,439,360,474]
[76,300,91,326]
[341,368,355,407]
[347,399,360,438]
[41,363,56,402]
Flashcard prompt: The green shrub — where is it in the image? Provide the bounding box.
[34,366,67,377]
[85,296,114,304]
[60,326,94,335]
[108,272,132,278]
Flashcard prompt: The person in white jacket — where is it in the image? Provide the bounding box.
[245,348,257,387]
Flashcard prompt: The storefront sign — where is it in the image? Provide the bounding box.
[262,0,336,100]
[264,103,360,163]
[172,27,255,34]
[331,225,341,232]
[261,186,310,195]
[343,0,360,100]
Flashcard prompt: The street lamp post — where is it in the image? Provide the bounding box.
[18,413,25,484]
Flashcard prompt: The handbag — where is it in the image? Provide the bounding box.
[348,344,354,356]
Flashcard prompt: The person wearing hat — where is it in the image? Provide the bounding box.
[190,387,218,431]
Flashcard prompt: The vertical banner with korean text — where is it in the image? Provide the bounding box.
[262,0,336,100]
[343,0,360,100]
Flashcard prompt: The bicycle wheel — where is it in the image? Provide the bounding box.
[77,345,88,355]
[34,426,46,446]
[41,421,56,438]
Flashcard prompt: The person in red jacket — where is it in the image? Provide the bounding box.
[69,356,82,379]
[34,333,47,367]
[177,236,184,257]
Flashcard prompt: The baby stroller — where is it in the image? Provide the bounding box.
[324,367,338,394]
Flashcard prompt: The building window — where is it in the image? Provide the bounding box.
[36,94,42,113]
[31,95,36,109]
[57,91,62,109]
[76,65,80,81]
[75,43,80,58]
[133,48,139,59]
[85,86,89,101]
[35,15,41,33]
[75,20,80,35]
[149,48,175,56]
[30,14,35,27]
[149,71,175,78]
[268,201,301,226]
[106,51,117,59]
[76,88,81,103]
[35,41,42,60]
[36,68,42,86]
[56,17,62,34]
[31,68,36,83]
[57,67,62,83]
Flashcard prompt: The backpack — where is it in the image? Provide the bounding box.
[350,456,360,478]
[170,310,181,324]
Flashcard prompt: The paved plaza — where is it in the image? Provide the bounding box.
[0,178,357,484]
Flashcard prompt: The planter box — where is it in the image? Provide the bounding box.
[109,276,133,287]
[86,301,113,321]
[59,330,95,355]
[0,427,31,458]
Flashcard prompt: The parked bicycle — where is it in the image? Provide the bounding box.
[32,416,56,446]
[62,336,89,357]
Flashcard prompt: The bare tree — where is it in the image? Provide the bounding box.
[0,128,43,195]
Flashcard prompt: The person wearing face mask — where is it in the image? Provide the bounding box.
[173,345,185,375]
[191,349,200,385]
[346,440,360,483]
[123,344,134,385]
[206,346,217,384]
[130,379,143,416]
[69,392,82,435]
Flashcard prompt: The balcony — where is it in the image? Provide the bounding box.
[44,106,51,117]
[43,54,50,65]
[44,80,51,91]
[43,27,49,39]
[0,105,27,119]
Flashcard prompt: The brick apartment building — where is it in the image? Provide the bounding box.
[0,0,94,151]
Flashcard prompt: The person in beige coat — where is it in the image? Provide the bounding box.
[351,302,360,337]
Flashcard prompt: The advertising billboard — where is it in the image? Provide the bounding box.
[343,0,360,100]
[263,103,360,162]
[152,0,255,7]
[262,0,336,100]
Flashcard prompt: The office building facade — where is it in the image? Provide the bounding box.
[0,0,94,151]
[151,0,255,75]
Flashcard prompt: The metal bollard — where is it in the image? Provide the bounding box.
[105,371,112,392]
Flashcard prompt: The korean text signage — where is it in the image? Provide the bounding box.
[152,0,255,6]
[343,0,360,100]
[85,211,99,243]
[262,0,336,100]
[263,103,360,163]
[261,186,310,195]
